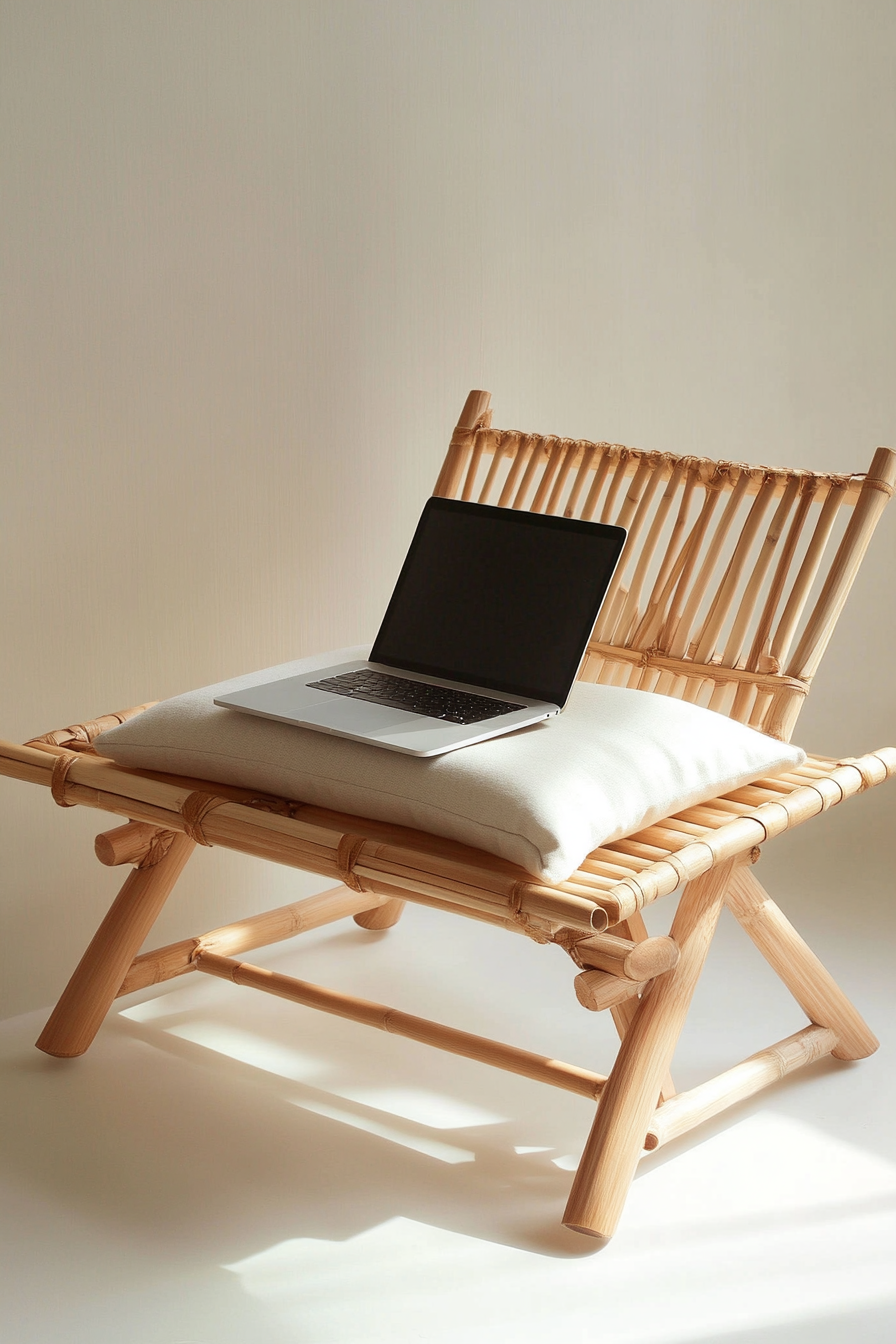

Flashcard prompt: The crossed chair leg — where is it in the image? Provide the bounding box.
[35,831,878,1244]
[563,854,878,1240]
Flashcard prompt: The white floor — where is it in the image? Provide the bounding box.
[2,812,895,1344]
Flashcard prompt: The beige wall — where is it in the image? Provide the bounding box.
[2,0,894,1018]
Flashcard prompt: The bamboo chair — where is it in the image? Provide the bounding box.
[2,389,894,1243]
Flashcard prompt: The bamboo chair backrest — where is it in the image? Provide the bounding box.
[434,391,896,741]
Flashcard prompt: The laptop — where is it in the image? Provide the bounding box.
[215,497,626,756]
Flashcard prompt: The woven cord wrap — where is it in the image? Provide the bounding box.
[180,792,228,845]
[552,926,592,967]
[855,475,894,497]
[509,886,553,944]
[50,751,78,807]
[336,833,370,892]
[137,829,176,869]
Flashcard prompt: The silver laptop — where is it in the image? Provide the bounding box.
[215,497,626,756]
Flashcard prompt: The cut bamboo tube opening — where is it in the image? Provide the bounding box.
[95,820,168,867]
[574,970,644,1013]
[573,932,680,981]
[353,897,406,930]
[193,951,607,1100]
[643,1024,838,1151]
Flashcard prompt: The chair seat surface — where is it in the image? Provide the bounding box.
[94,646,805,883]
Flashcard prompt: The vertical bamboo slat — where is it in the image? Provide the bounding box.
[745,479,816,672]
[693,473,777,664]
[592,460,661,643]
[530,438,565,512]
[629,463,699,650]
[545,440,580,514]
[656,484,721,653]
[721,474,799,668]
[666,468,750,659]
[786,447,896,681]
[580,449,615,522]
[433,389,492,498]
[475,431,505,504]
[440,403,891,740]
[512,436,546,509]
[599,451,632,524]
[769,482,846,669]
[564,442,599,518]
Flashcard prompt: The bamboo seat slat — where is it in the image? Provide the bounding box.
[580,857,654,879]
[600,838,671,862]
[585,846,655,871]
[670,804,740,827]
[3,390,893,1245]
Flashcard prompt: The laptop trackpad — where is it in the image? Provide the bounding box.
[301,698,422,734]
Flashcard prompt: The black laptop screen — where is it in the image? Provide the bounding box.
[370,498,626,706]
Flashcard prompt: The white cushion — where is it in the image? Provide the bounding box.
[94,646,806,884]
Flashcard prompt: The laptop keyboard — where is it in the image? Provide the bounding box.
[306,670,523,725]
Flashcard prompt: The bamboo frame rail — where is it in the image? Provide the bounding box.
[3,736,892,938]
[193,950,608,1100]
[2,389,893,1242]
[642,1024,839,1152]
[118,884,394,995]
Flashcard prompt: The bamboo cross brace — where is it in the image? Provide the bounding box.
[642,1023,838,1152]
[118,884,395,995]
[193,950,608,1100]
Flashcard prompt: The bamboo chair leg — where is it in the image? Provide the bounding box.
[563,859,736,1241]
[353,897,406,930]
[610,913,675,1101]
[725,866,878,1060]
[36,831,196,1058]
